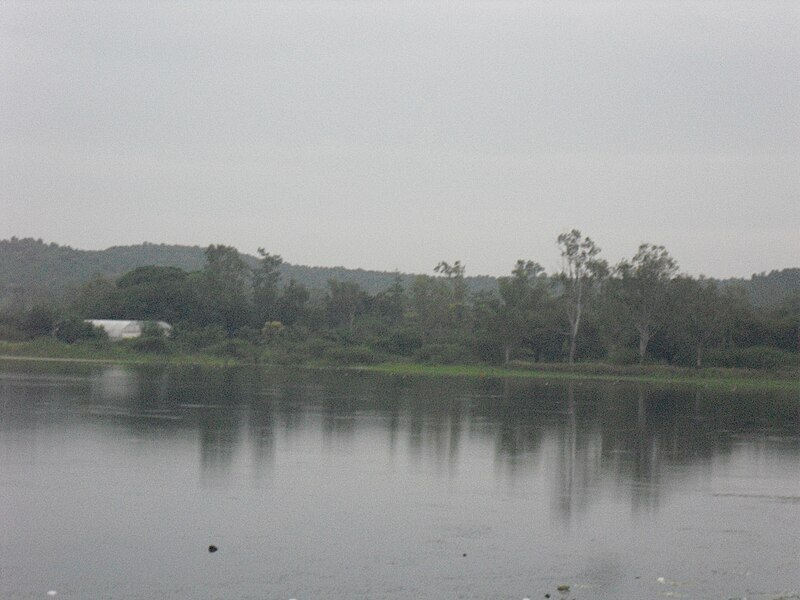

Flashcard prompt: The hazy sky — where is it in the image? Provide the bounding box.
[2,1,798,278]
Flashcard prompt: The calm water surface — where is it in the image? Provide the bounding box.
[1,361,799,600]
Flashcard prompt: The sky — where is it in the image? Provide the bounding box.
[1,1,798,279]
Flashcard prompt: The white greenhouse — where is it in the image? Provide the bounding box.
[85,320,172,341]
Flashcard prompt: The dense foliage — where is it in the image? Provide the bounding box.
[0,236,797,370]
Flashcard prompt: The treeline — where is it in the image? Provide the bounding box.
[0,237,498,306]
[2,237,798,308]
[1,232,798,369]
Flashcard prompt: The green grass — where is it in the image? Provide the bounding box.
[0,339,233,367]
[1,339,797,391]
[354,361,799,392]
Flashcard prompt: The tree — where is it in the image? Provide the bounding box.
[614,244,678,364]
[190,245,252,334]
[495,260,548,364]
[410,274,453,343]
[556,230,608,364]
[71,275,121,319]
[326,279,366,330]
[276,279,309,327]
[434,260,468,325]
[116,266,190,322]
[666,276,726,367]
[204,244,251,289]
[253,249,283,325]
[371,273,406,326]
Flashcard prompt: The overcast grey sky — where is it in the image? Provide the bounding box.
[2,1,798,278]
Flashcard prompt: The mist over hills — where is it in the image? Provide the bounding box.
[0,237,797,308]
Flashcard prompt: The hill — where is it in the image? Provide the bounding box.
[720,269,800,308]
[0,238,498,307]
[1,238,797,309]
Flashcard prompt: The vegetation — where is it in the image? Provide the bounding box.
[0,234,797,379]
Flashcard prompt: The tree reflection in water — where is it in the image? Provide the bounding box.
[18,363,798,520]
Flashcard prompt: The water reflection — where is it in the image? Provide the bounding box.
[2,362,798,521]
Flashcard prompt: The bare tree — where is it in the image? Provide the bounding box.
[557,230,608,364]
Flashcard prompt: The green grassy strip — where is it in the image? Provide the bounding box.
[355,362,800,392]
[1,340,797,391]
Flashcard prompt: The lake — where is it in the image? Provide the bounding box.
[1,361,798,600]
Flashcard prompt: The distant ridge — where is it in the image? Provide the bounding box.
[0,237,797,308]
[0,237,497,305]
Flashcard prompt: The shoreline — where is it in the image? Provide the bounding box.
[1,351,797,392]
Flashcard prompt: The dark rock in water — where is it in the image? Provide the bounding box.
[208,545,218,553]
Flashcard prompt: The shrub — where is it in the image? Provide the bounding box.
[171,324,227,350]
[321,345,378,365]
[128,335,172,354]
[373,327,423,356]
[704,346,798,370]
[607,347,643,366]
[54,318,107,344]
[206,339,260,361]
[0,323,27,342]
[413,343,476,365]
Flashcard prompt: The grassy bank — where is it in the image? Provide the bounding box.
[0,338,235,367]
[356,361,799,391]
[1,339,797,391]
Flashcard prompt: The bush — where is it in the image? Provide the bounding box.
[607,347,642,366]
[413,343,476,365]
[54,318,107,344]
[0,323,27,342]
[128,335,172,354]
[171,324,227,350]
[303,337,336,358]
[373,327,423,356]
[206,339,260,361]
[321,345,379,365]
[704,346,799,370]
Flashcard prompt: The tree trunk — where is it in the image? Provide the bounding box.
[568,318,579,365]
[638,327,649,365]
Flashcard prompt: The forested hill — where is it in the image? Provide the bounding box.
[0,238,497,304]
[721,268,800,307]
[1,237,797,308]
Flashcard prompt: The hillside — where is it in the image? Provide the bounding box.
[0,238,497,306]
[1,237,797,309]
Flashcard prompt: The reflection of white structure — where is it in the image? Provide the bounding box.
[92,365,139,400]
[85,319,172,341]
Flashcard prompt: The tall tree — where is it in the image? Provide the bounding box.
[192,245,252,333]
[556,230,608,364]
[252,249,283,326]
[410,274,452,343]
[496,260,547,364]
[614,243,678,364]
[371,273,406,326]
[326,279,366,330]
[116,266,190,322]
[434,260,468,325]
[666,276,726,367]
[276,279,309,326]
